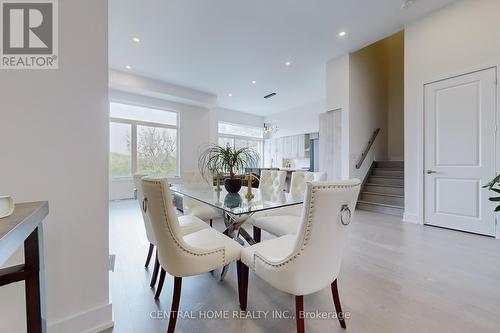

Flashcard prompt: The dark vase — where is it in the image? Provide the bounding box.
[224,193,242,209]
[224,178,242,193]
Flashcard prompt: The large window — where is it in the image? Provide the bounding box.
[109,102,179,178]
[109,122,132,177]
[218,122,263,167]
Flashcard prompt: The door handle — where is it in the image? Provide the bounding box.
[426,170,437,174]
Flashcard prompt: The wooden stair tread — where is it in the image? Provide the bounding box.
[372,167,404,170]
[368,175,404,180]
[361,191,404,198]
[365,183,404,188]
[357,200,403,209]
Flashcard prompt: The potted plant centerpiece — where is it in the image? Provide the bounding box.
[198,144,259,193]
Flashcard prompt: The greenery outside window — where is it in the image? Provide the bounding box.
[109,102,179,178]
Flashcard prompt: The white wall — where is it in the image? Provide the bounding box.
[386,31,405,161]
[404,0,500,227]
[109,70,217,109]
[263,100,325,139]
[325,32,404,182]
[216,107,264,128]
[325,55,350,179]
[211,107,264,142]
[0,0,112,332]
[349,40,389,180]
[109,90,211,200]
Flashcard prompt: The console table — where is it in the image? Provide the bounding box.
[0,201,49,333]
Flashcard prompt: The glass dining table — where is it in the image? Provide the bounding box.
[170,184,304,279]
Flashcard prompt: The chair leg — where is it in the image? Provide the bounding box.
[331,279,346,329]
[167,277,182,333]
[150,251,159,288]
[295,295,305,333]
[154,268,166,300]
[236,261,249,311]
[144,243,154,268]
[253,226,261,243]
[237,260,242,293]
[209,219,213,227]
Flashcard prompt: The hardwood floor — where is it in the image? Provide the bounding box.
[106,200,500,333]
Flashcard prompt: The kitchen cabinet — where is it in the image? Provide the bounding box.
[264,134,311,167]
[291,136,298,158]
[264,138,283,168]
[283,136,291,158]
[263,139,272,167]
[283,134,307,158]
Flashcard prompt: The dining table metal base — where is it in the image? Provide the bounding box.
[219,212,257,281]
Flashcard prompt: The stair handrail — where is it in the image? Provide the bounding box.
[355,128,380,169]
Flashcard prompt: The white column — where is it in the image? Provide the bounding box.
[319,109,342,180]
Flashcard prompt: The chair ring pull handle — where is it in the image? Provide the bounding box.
[142,197,148,213]
[340,204,351,226]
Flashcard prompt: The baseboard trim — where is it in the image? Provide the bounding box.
[48,303,113,333]
[403,212,421,224]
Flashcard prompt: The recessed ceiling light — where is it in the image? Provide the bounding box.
[132,37,140,43]
[338,31,347,37]
[125,65,132,70]
[285,61,291,66]
[228,93,233,97]
[251,80,257,84]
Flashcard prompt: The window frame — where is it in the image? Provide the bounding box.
[109,102,180,180]
[217,122,264,167]
[218,121,264,139]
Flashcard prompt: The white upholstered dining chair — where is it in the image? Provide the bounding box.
[250,171,327,241]
[141,177,243,333]
[247,169,286,237]
[237,179,361,333]
[133,174,209,289]
[258,169,287,192]
[182,171,222,227]
[289,171,327,196]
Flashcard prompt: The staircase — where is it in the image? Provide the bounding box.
[357,161,404,216]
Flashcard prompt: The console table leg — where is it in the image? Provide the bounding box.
[24,226,47,333]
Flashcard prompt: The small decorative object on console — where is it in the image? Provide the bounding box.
[0,196,14,219]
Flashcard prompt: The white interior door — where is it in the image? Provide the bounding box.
[424,67,497,236]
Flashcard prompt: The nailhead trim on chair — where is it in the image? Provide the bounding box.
[253,183,359,269]
[151,179,226,267]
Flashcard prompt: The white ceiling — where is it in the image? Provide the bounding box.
[109,0,455,116]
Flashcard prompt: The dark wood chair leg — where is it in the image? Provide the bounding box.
[150,252,159,288]
[167,277,182,333]
[295,295,305,333]
[154,268,166,300]
[237,261,242,296]
[209,219,213,227]
[145,243,154,268]
[253,226,261,243]
[236,261,249,311]
[331,279,346,329]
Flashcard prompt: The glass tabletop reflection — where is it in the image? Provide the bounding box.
[170,185,303,216]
